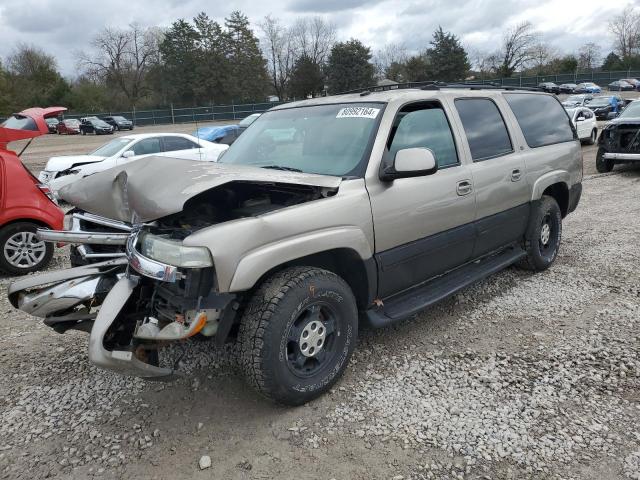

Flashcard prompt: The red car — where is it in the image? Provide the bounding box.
[0,107,65,274]
[56,118,81,135]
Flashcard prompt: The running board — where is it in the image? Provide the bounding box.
[365,246,526,328]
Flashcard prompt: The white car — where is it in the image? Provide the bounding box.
[561,94,593,108]
[39,133,228,196]
[565,106,598,144]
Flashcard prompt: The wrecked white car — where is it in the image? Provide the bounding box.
[9,87,582,405]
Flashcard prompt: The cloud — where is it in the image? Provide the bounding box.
[0,0,626,76]
[287,0,378,13]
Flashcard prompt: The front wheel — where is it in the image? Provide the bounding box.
[0,222,54,275]
[586,128,597,145]
[517,196,562,272]
[239,266,358,406]
[596,147,614,173]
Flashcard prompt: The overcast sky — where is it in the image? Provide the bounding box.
[0,0,631,76]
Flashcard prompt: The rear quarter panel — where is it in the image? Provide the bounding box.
[496,93,583,200]
[0,152,64,229]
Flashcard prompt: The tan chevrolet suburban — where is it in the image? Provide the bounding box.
[9,84,583,405]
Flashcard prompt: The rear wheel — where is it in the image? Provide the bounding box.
[0,222,54,275]
[596,147,614,173]
[518,196,562,272]
[239,266,358,406]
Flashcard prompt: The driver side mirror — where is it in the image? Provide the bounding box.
[606,112,618,120]
[576,116,585,122]
[122,150,135,158]
[380,147,438,182]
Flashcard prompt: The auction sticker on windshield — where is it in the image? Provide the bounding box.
[336,107,380,119]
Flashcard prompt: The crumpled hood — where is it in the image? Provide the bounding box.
[58,156,342,223]
[45,155,106,172]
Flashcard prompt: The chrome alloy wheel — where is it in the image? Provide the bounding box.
[3,231,47,269]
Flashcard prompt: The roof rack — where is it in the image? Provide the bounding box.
[339,81,543,96]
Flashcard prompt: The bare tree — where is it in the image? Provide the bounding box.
[608,5,640,57]
[372,43,408,80]
[77,24,159,107]
[291,17,336,65]
[578,42,602,70]
[529,42,559,71]
[260,15,296,100]
[497,22,538,77]
[466,48,499,77]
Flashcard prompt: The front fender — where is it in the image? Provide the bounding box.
[530,170,570,201]
[228,226,373,292]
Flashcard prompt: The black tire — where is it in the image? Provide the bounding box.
[517,195,562,272]
[586,128,597,145]
[0,222,54,275]
[81,130,86,135]
[596,147,614,173]
[239,266,358,406]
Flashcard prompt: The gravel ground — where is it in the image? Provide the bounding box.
[1,142,639,479]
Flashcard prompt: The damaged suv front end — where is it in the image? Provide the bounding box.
[596,100,640,172]
[7,154,363,378]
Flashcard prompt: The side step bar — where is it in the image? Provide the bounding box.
[365,246,526,328]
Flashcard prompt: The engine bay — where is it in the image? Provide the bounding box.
[154,181,332,238]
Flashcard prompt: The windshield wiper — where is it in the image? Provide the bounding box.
[260,165,303,173]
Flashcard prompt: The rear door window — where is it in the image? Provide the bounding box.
[504,93,575,147]
[454,98,513,161]
[163,136,199,152]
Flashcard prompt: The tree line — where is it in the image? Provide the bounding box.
[1,7,640,116]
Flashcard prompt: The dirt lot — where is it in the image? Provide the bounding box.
[1,115,640,480]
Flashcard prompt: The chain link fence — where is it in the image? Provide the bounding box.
[60,101,283,127]
[3,69,640,124]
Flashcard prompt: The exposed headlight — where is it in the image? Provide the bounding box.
[139,233,213,268]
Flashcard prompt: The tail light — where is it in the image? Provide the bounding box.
[37,184,58,204]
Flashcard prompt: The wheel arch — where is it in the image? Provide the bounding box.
[541,182,569,217]
[230,240,376,311]
[531,171,570,217]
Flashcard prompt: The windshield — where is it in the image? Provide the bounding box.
[90,138,132,157]
[113,116,127,121]
[65,119,80,126]
[219,103,383,177]
[91,119,110,127]
[565,96,583,103]
[586,97,611,107]
[619,101,640,119]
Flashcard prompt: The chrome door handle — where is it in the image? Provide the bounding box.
[456,180,473,196]
[511,169,522,182]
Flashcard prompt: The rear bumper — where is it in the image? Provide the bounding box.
[603,152,640,161]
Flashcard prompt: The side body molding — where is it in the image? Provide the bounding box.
[530,170,570,201]
[228,226,373,292]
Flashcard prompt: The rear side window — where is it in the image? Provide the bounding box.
[163,136,198,151]
[387,103,458,167]
[454,98,513,161]
[505,93,575,147]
